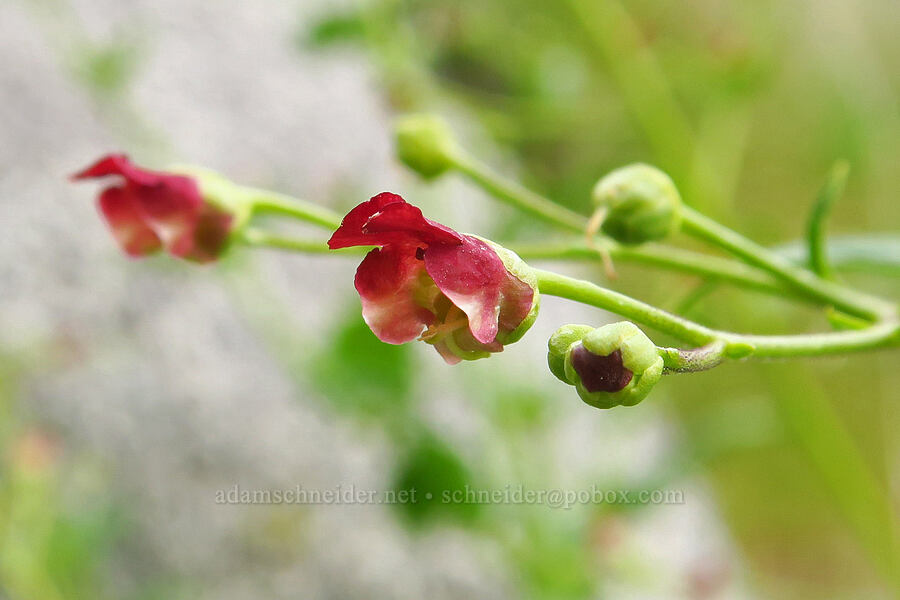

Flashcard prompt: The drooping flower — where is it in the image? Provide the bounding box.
[328,192,539,363]
[72,154,234,263]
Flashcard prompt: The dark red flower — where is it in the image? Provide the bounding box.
[328,192,539,363]
[72,154,233,263]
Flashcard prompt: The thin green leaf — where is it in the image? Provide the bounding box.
[807,161,850,278]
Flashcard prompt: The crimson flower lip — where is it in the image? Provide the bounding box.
[72,154,233,263]
[329,192,538,363]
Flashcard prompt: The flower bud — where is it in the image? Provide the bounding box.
[548,322,664,408]
[394,114,459,179]
[591,163,681,245]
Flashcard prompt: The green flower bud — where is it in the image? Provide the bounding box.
[591,163,682,245]
[394,114,459,179]
[548,322,664,409]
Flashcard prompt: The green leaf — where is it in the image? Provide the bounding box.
[311,309,413,420]
[806,161,849,279]
[304,12,366,48]
[391,433,479,526]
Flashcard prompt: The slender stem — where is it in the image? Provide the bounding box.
[535,268,719,347]
[680,206,896,321]
[535,268,900,359]
[246,188,343,230]
[450,154,587,232]
[739,320,899,358]
[658,341,727,373]
[239,228,363,255]
[511,241,788,297]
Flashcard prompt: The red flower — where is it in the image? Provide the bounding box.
[72,154,233,263]
[328,192,539,363]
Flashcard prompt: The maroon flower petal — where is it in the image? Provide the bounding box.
[71,153,159,187]
[354,244,437,344]
[363,201,461,245]
[328,192,461,249]
[97,187,163,257]
[423,235,507,344]
[570,347,633,392]
[129,174,203,254]
[328,192,404,248]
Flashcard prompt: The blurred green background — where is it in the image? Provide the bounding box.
[2,0,898,598]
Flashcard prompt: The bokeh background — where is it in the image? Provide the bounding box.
[2,0,899,598]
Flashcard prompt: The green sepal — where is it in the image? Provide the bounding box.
[547,324,594,383]
[170,165,254,231]
[482,239,541,346]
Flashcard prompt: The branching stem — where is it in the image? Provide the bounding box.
[535,268,900,364]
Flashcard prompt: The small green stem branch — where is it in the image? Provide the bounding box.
[247,188,343,230]
[239,229,331,253]
[450,154,587,232]
[239,229,365,256]
[658,341,727,373]
[535,268,719,347]
[510,241,787,297]
[680,206,895,321]
[535,269,900,368]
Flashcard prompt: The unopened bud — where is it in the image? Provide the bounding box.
[548,321,664,408]
[591,163,681,245]
[394,114,459,179]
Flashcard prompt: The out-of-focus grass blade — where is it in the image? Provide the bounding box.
[765,366,900,594]
[806,161,850,279]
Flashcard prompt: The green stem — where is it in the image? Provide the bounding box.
[535,268,900,361]
[511,241,787,297]
[240,225,792,302]
[450,154,587,232]
[658,341,727,373]
[445,142,895,319]
[535,268,719,347]
[445,152,833,304]
[680,206,896,321]
[737,320,900,358]
[239,229,363,255]
[247,189,343,230]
